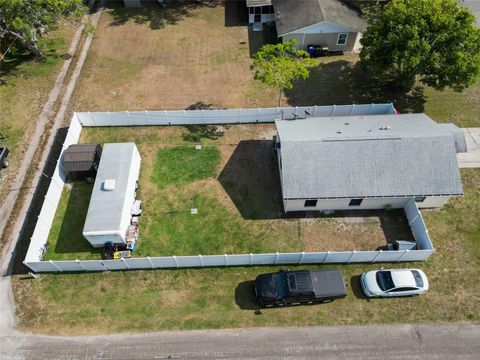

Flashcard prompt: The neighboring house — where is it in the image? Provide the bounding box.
[83,143,141,248]
[272,0,366,52]
[461,0,480,26]
[247,0,275,24]
[275,114,467,212]
[62,144,102,181]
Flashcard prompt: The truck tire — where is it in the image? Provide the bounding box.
[1,159,9,169]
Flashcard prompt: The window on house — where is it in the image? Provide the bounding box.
[337,33,348,45]
[415,196,426,203]
[254,6,261,14]
[348,198,363,206]
[249,7,254,14]
[262,5,274,14]
[304,199,318,207]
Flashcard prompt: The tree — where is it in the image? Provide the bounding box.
[0,0,86,59]
[252,40,317,106]
[359,0,480,92]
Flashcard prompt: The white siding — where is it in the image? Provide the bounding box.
[284,196,451,212]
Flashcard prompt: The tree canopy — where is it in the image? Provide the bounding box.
[252,40,317,106]
[0,0,86,59]
[359,0,480,91]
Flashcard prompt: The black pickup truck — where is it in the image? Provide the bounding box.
[0,147,9,169]
[254,269,347,307]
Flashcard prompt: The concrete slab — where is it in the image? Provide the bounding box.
[458,128,480,168]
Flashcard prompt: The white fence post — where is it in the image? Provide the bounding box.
[298,251,305,264]
[249,253,253,265]
[76,260,86,271]
[347,250,356,264]
[199,255,204,267]
[373,250,382,262]
[49,260,62,272]
[324,251,330,263]
[224,254,228,267]
[396,250,409,262]
[147,256,154,268]
[274,252,279,265]
[173,256,179,268]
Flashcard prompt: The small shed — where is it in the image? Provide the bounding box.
[62,144,102,181]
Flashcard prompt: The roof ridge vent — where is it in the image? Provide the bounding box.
[379,126,391,130]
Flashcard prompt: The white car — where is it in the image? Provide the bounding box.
[360,269,429,298]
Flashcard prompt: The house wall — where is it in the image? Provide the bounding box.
[124,0,142,8]
[283,196,452,212]
[283,32,360,52]
[84,233,124,248]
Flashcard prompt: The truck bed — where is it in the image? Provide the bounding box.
[310,269,347,299]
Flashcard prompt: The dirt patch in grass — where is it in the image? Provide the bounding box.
[70,1,278,112]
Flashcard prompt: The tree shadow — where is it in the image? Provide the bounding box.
[224,0,248,27]
[105,0,218,29]
[235,280,260,310]
[185,101,214,110]
[248,22,278,58]
[350,274,369,299]
[284,60,426,113]
[182,125,226,141]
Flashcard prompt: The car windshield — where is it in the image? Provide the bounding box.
[411,270,424,288]
[275,272,288,299]
[376,271,395,291]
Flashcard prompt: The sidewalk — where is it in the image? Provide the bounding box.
[458,128,480,168]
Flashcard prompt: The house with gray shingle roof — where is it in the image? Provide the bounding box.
[272,0,366,52]
[275,114,466,212]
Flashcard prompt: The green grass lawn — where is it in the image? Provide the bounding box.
[44,183,102,261]
[12,169,480,335]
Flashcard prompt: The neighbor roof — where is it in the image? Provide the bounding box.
[63,144,100,172]
[276,114,465,199]
[272,0,366,36]
[462,0,480,26]
[246,0,272,7]
[83,143,140,234]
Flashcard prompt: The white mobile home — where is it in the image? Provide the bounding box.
[275,114,467,212]
[83,143,141,247]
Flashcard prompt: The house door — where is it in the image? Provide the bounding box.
[254,14,261,22]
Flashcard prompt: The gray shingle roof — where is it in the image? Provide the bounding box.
[276,114,464,199]
[273,0,366,36]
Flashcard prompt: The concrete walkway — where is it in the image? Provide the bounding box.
[0,324,479,359]
[458,128,480,168]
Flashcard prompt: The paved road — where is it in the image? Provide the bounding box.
[0,324,479,359]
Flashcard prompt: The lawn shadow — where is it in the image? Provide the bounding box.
[105,0,218,29]
[49,182,102,258]
[218,140,284,219]
[235,280,260,310]
[284,60,426,113]
[350,274,369,300]
[224,0,248,27]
